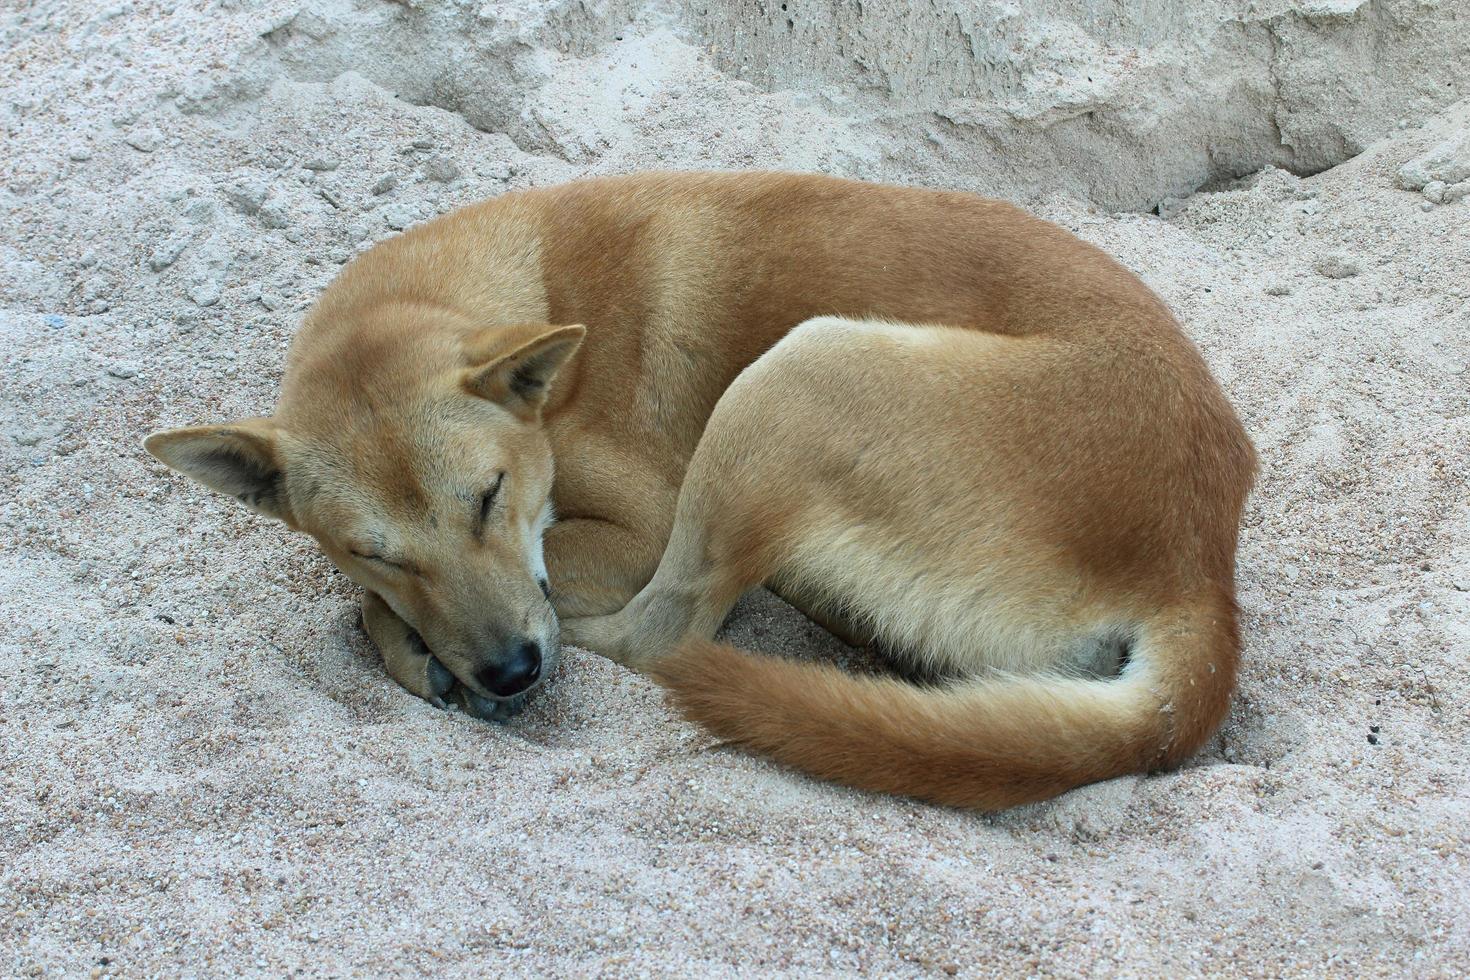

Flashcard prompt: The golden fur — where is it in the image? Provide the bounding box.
[145,171,1256,808]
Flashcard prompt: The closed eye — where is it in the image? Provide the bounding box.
[478,472,506,534]
[351,550,405,571]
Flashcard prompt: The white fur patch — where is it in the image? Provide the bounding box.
[526,499,555,582]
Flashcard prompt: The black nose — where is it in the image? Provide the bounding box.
[476,640,542,697]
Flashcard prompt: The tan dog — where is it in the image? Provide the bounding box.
[145,171,1256,808]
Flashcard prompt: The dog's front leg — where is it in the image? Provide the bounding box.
[361,591,454,707]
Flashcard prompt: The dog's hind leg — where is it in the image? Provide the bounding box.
[564,315,1077,681]
[565,316,924,671]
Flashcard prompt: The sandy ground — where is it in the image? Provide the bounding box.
[2,2,1468,977]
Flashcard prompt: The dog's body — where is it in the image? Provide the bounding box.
[147,171,1255,808]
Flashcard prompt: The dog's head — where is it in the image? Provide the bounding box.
[144,310,585,704]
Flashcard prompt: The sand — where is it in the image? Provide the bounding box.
[2,2,1468,976]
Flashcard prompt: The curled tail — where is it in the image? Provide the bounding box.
[648,600,1239,810]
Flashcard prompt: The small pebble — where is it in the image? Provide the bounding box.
[125,129,160,153]
[69,145,93,162]
[106,362,140,379]
[223,179,269,215]
[303,155,340,172]
[1421,180,1447,204]
[371,173,399,195]
[1263,282,1292,296]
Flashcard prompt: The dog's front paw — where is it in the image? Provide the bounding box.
[453,685,530,723]
[562,614,626,662]
[364,592,456,707]
[563,614,664,674]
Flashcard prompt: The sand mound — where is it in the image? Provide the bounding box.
[2,1,1467,974]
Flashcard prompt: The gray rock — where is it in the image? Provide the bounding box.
[1313,253,1360,279]
[68,145,93,162]
[106,362,140,379]
[371,173,399,196]
[1397,131,1470,191]
[475,161,513,181]
[148,237,188,272]
[258,291,284,311]
[1155,196,1187,220]
[258,202,290,229]
[187,281,222,307]
[223,179,270,215]
[303,155,340,172]
[1421,180,1447,205]
[182,198,217,224]
[422,156,461,183]
[12,423,62,447]
[182,235,232,307]
[381,202,417,230]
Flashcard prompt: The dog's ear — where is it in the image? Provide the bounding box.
[142,418,293,522]
[463,324,585,421]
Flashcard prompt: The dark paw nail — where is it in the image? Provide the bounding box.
[454,685,531,723]
[426,655,454,698]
